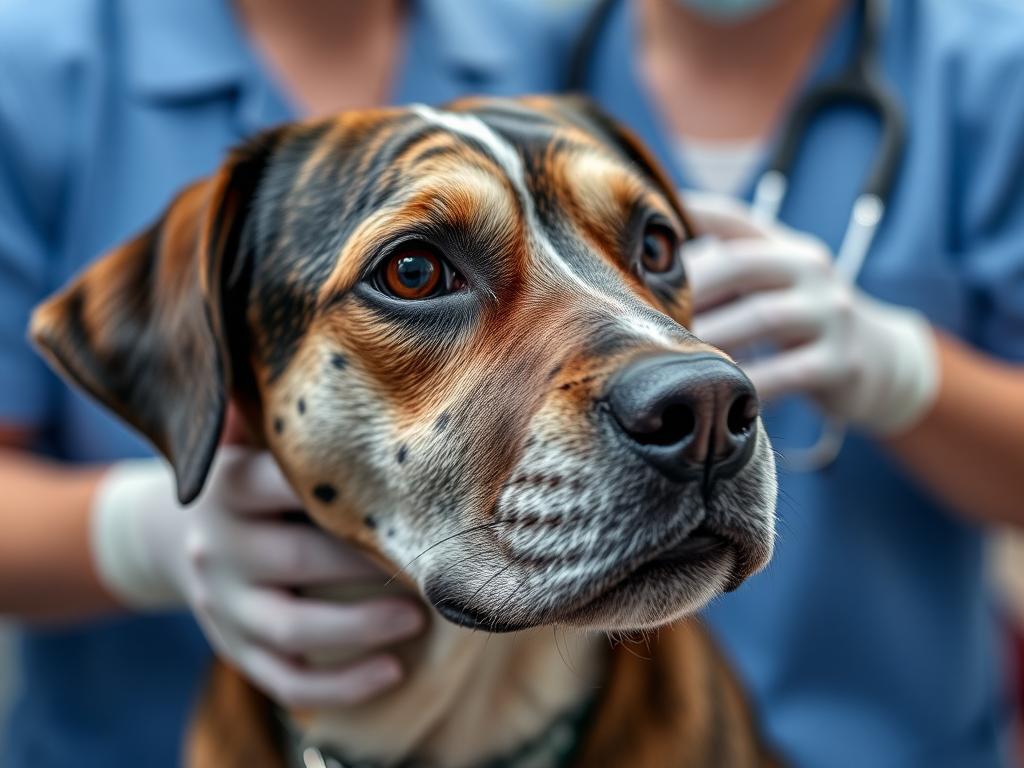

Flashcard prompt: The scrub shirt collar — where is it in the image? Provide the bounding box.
[122,0,514,129]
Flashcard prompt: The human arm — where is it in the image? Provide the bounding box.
[883,335,1024,526]
[0,430,111,619]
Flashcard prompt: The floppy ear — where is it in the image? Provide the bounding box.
[536,94,696,236]
[30,130,284,504]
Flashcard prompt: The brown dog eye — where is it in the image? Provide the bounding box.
[385,251,441,299]
[639,225,678,274]
[376,243,467,301]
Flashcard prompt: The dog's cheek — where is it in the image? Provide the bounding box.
[256,335,457,578]
[260,339,397,540]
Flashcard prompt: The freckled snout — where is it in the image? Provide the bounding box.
[605,354,759,487]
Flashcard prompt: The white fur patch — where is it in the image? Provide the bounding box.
[410,104,675,346]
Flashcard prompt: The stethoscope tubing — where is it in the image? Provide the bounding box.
[753,0,903,471]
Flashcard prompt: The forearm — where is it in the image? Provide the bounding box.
[885,332,1024,526]
[0,445,122,621]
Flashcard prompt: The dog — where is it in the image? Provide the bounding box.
[31,96,778,767]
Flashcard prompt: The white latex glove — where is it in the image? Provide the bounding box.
[682,191,940,436]
[90,446,424,708]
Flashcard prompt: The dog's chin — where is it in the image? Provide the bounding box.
[429,529,749,634]
[561,543,737,631]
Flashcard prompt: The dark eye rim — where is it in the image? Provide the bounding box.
[368,238,468,301]
[633,215,684,279]
[639,223,678,274]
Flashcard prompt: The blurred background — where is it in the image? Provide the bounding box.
[1,1,1023,766]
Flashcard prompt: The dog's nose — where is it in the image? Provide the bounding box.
[606,354,759,485]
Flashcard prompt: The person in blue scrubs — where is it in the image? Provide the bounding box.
[567,0,1024,764]
[0,1,566,765]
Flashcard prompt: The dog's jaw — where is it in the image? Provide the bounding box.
[417,415,776,633]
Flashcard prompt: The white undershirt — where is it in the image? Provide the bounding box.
[675,136,766,197]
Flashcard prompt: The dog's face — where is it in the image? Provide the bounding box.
[32,97,775,632]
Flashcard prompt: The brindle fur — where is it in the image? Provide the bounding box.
[30,97,778,767]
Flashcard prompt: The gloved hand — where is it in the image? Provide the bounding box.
[681,191,940,436]
[90,446,424,708]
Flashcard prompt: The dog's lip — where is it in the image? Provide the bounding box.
[425,526,730,634]
[429,520,768,632]
[431,596,530,633]
[593,522,731,593]
[642,523,725,568]
[547,523,736,626]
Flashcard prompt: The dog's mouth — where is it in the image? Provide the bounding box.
[636,522,727,572]
[431,522,742,633]
[561,522,736,622]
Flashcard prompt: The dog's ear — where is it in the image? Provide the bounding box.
[535,95,695,237]
[30,129,285,504]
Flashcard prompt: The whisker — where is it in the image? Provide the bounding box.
[385,520,512,585]
[467,563,515,618]
[489,573,530,631]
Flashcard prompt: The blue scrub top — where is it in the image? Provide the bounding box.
[0,1,566,765]
[574,0,1024,765]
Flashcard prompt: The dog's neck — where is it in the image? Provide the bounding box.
[291,593,605,768]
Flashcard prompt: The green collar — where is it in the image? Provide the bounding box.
[286,692,596,768]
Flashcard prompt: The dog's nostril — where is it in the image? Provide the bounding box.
[606,354,759,484]
[638,402,696,447]
[726,394,758,437]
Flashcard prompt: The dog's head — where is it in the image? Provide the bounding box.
[32,97,775,632]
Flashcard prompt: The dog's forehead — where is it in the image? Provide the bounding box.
[258,102,672,263]
[247,102,685,380]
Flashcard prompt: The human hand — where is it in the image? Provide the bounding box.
[90,446,424,708]
[681,191,939,435]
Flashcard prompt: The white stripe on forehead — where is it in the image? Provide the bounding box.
[410,104,674,346]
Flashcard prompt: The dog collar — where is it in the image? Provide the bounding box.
[286,692,596,768]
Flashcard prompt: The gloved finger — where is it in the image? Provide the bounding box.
[741,343,841,402]
[229,588,425,655]
[221,521,387,584]
[681,190,776,240]
[238,643,403,709]
[684,238,816,312]
[692,290,825,352]
[209,448,303,513]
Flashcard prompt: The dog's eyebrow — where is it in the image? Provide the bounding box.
[410,104,677,348]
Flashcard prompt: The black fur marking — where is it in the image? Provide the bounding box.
[434,410,451,432]
[273,417,284,434]
[330,353,347,370]
[363,515,377,529]
[407,144,462,167]
[386,527,396,538]
[297,398,306,415]
[313,483,337,503]
[396,444,408,464]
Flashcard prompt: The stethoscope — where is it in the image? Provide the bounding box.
[566,0,905,472]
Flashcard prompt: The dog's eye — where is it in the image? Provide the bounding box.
[638,224,678,274]
[376,245,466,300]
